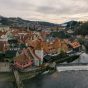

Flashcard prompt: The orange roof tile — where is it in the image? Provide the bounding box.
[70,42,80,48]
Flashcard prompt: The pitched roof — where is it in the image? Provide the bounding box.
[70,42,81,48]
[14,53,30,63]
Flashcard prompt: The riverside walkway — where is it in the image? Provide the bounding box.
[0,62,11,72]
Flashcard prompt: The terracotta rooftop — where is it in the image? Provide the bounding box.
[70,41,81,49]
[14,53,30,63]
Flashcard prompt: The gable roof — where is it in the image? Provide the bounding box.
[70,42,81,49]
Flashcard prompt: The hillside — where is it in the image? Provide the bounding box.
[0,16,59,30]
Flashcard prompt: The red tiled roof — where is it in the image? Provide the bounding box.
[14,51,33,69]
[70,42,80,48]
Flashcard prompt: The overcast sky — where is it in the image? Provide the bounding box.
[0,0,88,23]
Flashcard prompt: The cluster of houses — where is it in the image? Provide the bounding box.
[0,27,81,69]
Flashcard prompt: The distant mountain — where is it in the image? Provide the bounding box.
[0,16,59,30]
[62,21,79,28]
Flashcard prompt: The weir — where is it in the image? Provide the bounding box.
[57,64,88,72]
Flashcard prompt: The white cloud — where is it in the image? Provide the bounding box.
[0,0,88,23]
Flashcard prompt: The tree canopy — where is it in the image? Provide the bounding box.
[75,22,88,35]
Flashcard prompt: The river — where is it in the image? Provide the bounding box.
[0,53,88,88]
[1,71,88,88]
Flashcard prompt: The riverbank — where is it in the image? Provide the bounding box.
[1,70,88,88]
[23,70,88,88]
